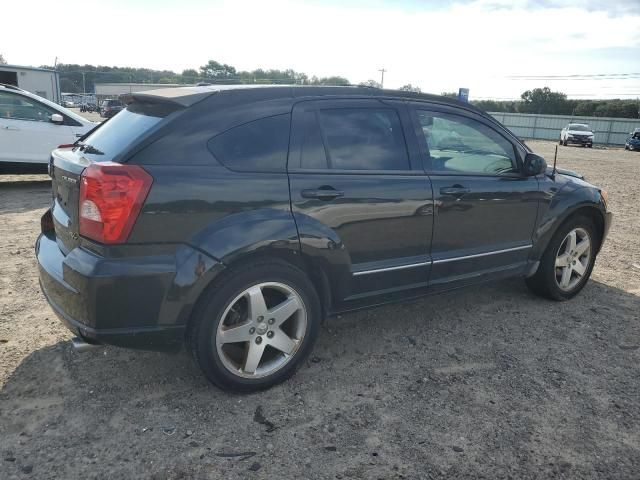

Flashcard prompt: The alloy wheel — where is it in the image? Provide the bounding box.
[554,227,591,291]
[215,282,307,379]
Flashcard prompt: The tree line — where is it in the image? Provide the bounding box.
[47,60,351,93]
[470,87,639,119]
[5,54,637,119]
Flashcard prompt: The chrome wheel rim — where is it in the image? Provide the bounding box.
[215,282,307,379]
[555,227,591,291]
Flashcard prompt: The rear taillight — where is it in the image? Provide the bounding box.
[79,162,152,244]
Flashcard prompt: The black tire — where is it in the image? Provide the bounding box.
[563,139,568,146]
[559,138,563,145]
[525,215,598,301]
[188,260,321,392]
[587,144,593,148]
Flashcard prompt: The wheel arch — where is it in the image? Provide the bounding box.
[183,249,333,344]
[531,201,606,263]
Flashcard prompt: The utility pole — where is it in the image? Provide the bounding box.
[378,68,386,88]
[82,72,86,97]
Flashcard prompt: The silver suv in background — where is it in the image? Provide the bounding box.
[560,123,594,148]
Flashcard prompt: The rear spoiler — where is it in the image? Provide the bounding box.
[130,86,219,107]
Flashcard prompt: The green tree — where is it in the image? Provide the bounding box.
[519,87,574,115]
[399,84,421,93]
[440,91,457,98]
[200,60,237,78]
[359,79,382,88]
[573,101,598,117]
[311,76,350,86]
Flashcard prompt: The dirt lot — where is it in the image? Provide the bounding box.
[0,141,639,479]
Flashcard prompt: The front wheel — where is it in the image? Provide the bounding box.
[189,261,321,392]
[526,216,598,300]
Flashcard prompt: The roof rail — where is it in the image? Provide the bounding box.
[0,83,25,92]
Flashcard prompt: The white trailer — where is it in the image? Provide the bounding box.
[0,64,61,103]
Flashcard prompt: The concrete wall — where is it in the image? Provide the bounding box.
[489,112,639,146]
[0,66,60,103]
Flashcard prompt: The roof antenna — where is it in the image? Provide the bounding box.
[552,144,558,178]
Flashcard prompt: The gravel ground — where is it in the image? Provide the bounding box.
[0,140,638,479]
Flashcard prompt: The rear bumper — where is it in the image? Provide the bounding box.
[36,232,221,351]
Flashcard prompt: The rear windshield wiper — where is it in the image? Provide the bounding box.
[75,142,104,155]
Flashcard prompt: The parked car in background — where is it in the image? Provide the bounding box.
[624,128,640,151]
[0,84,96,167]
[80,102,98,113]
[37,85,611,392]
[100,99,124,118]
[560,123,594,147]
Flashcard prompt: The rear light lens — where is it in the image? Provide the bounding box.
[79,162,152,244]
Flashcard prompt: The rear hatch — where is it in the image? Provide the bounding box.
[50,101,180,254]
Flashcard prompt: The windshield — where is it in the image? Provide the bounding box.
[569,124,590,131]
[77,102,179,161]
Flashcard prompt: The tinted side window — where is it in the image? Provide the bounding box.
[416,110,517,174]
[208,114,291,172]
[297,110,328,169]
[317,108,409,171]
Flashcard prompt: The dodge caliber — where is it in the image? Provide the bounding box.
[36,85,612,391]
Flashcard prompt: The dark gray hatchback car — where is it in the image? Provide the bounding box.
[37,85,612,391]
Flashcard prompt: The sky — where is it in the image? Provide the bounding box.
[2,0,639,100]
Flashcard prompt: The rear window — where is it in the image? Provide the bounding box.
[207,114,291,172]
[78,102,178,161]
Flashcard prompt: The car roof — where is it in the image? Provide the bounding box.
[132,84,489,117]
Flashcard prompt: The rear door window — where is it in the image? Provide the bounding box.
[207,114,291,172]
[318,108,409,170]
[292,106,409,171]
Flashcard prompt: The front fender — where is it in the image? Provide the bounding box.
[530,177,606,262]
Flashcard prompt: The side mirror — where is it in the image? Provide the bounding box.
[50,113,64,124]
[523,152,547,176]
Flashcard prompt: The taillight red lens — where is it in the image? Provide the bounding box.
[79,162,152,244]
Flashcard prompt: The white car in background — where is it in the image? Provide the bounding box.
[0,84,96,167]
[560,123,594,148]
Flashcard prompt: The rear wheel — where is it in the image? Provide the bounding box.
[189,261,320,392]
[526,216,598,300]
[563,139,568,146]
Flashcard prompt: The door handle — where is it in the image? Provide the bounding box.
[3,125,19,131]
[440,186,470,197]
[301,188,344,201]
